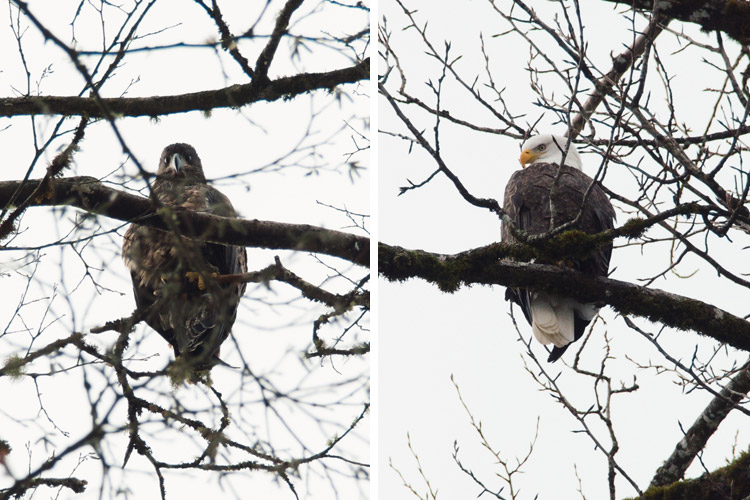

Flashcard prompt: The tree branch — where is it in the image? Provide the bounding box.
[254,0,305,82]
[0,476,88,499]
[0,176,369,267]
[568,14,667,139]
[603,0,750,44]
[379,82,506,218]
[0,58,369,118]
[649,357,750,488]
[633,449,750,500]
[379,241,750,353]
[195,0,256,79]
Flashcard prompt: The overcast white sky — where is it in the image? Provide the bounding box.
[379,1,748,499]
[0,1,369,499]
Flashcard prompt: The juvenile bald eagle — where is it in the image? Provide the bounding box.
[122,143,247,372]
[502,135,615,362]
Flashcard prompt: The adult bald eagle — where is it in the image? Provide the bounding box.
[502,135,615,362]
[122,143,247,372]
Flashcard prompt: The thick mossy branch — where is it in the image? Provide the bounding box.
[0,58,369,118]
[0,177,369,267]
[603,0,750,44]
[630,449,750,500]
[379,241,750,353]
[378,206,701,287]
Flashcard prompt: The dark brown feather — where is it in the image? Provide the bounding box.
[122,143,247,371]
[501,163,615,361]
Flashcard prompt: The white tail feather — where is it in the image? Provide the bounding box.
[529,292,576,347]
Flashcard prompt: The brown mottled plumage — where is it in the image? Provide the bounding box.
[122,143,247,372]
[502,135,615,362]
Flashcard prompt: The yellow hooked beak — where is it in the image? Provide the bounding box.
[519,149,539,168]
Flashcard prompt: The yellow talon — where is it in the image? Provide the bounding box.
[185,271,219,290]
[185,271,204,289]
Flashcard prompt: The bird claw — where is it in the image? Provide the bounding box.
[185,271,205,290]
[185,271,218,290]
[153,275,168,296]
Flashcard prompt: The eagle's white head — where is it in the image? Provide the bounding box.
[519,134,583,170]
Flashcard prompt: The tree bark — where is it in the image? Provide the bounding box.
[0,176,369,267]
[379,241,750,353]
[632,449,750,500]
[0,58,369,118]
[602,0,750,44]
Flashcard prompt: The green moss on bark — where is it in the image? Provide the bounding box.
[631,449,750,500]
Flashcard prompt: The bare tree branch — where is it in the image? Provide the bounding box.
[0,58,369,118]
[0,176,369,266]
[603,0,750,44]
[568,14,667,139]
[254,0,305,82]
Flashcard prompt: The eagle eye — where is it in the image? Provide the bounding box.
[537,144,546,151]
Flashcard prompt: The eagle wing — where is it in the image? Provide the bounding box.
[179,185,247,363]
[501,163,615,361]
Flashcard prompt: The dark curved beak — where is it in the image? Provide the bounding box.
[171,153,186,171]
